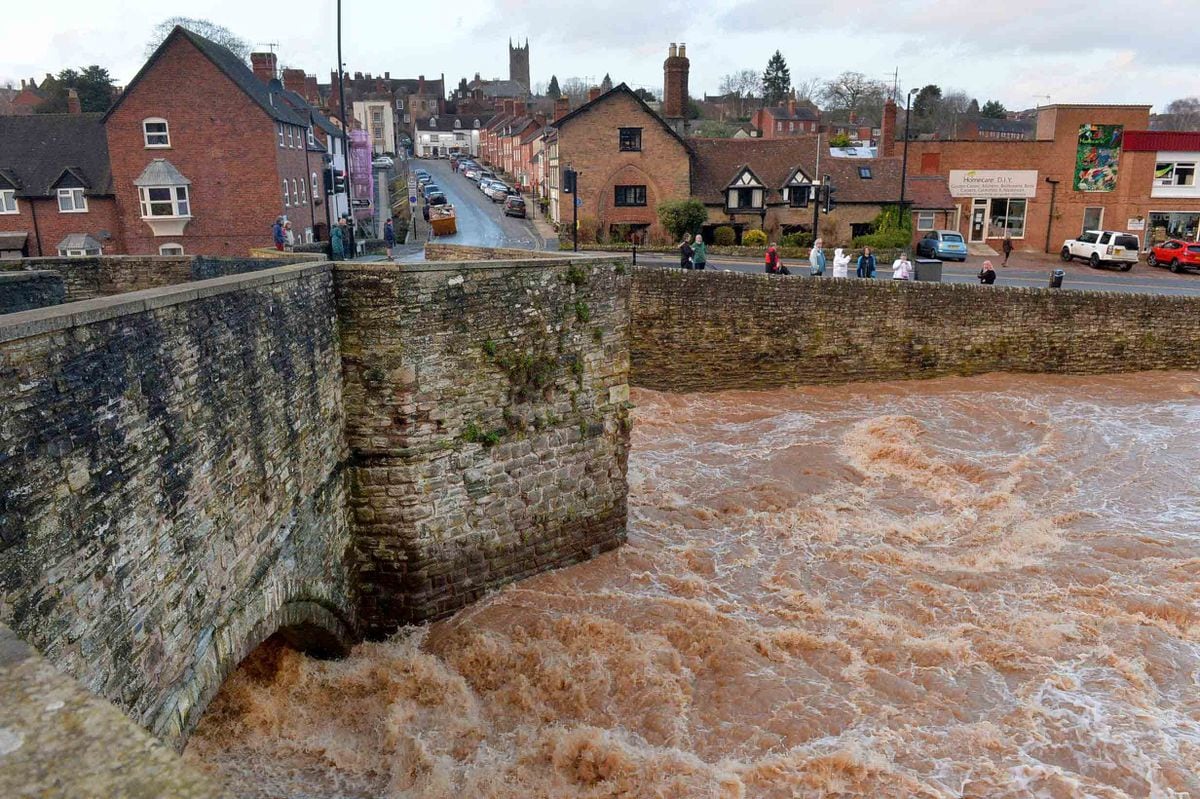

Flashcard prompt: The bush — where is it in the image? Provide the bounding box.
[656,198,707,242]
[851,229,913,250]
[712,226,736,246]
[780,232,813,248]
[742,229,767,247]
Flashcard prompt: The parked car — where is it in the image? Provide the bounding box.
[463,168,481,180]
[478,170,496,183]
[486,182,512,202]
[1060,230,1139,270]
[503,195,526,218]
[1146,239,1200,273]
[480,179,503,196]
[372,156,394,169]
[915,230,968,262]
[421,183,441,199]
[417,174,434,187]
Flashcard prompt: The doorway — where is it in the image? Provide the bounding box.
[969,199,987,242]
[1082,206,1104,233]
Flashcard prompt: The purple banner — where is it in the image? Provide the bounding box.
[350,129,373,219]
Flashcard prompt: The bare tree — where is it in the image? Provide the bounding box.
[718,69,761,118]
[793,76,821,102]
[1154,97,1200,131]
[145,17,251,61]
[559,77,591,107]
[819,71,888,121]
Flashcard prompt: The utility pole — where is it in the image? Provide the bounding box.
[899,88,918,208]
[811,130,822,237]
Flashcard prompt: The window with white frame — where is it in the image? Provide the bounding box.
[143,118,170,148]
[293,178,302,205]
[278,122,285,147]
[307,127,316,146]
[1155,161,1197,187]
[917,211,936,231]
[58,188,87,213]
[311,171,319,199]
[139,185,190,217]
[0,189,17,214]
[283,179,290,207]
[159,243,184,255]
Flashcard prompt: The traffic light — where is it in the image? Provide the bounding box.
[322,166,334,195]
[823,182,837,214]
[563,168,577,194]
[332,169,347,195]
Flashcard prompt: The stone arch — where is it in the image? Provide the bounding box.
[158,598,356,748]
[595,162,668,238]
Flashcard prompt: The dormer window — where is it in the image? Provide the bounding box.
[307,127,316,146]
[57,187,87,213]
[0,189,17,214]
[725,168,765,211]
[143,118,170,148]
[859,166,873,179]
[474,119,480,128]
[784,168,812,208]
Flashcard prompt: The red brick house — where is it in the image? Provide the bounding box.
[103,26,317,256]
[750,98,820,139]
[0,113,123,258]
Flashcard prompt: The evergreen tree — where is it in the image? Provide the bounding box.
[547,75,561,99]
[967,98,980,116]
[981,100,1008,119]
[35,66,116,113]
[762,51,791,107]
[600,73,613,93]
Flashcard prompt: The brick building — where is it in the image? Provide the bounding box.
[905,104,1200,252]
[104,27,321,256]
[750,98,820,139]
[549,84,692,242]
[0,113,123,258]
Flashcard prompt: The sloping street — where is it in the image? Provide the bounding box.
[408,158,543,250]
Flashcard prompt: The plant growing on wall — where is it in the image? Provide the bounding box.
[656,199,707,242]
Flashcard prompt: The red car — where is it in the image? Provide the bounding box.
[1147,239,1200,272]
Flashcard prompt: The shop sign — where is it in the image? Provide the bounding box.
[1127,218,1145,231]
[949,170,1039,198]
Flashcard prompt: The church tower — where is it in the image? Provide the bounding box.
[509,38,530,96]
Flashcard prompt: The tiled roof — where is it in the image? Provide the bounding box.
[519,126,545,145]
[106,26,307,126]
[280,89,340,142]
[689,137,950,208]
[977,117,1034,135]
[469,79,528,98]
[417,114,490,131]
[904,175,955,210]
[762,105,820,122]
[0,113,113,197]
[134,158,191,187]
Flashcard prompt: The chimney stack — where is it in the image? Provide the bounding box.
[503,98,515,116]
[282,68,306,91]
[250,52,278,84]
[19,79,25,89]
[354,71,363,81]
[66,88,81,114]
[662,41,690,120]
[786,97,796,116]
[881,99,897,158]
[514,100,527,117]
[554,96,570,122]
[588,86,602,102]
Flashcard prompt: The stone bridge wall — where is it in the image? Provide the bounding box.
[0,271,65,314]
[336,255,631,633]
[0,263,355,745]
[631,268,1200,391]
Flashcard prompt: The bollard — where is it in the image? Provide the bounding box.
[1050,269,1064,289]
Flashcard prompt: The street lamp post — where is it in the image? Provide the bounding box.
[337,0,353,252]
[899,87,918,208]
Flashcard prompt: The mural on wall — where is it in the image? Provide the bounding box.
[1075,124,1123,192]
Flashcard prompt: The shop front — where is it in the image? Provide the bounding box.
[1146,211,1200,246]
[951,170,1038,244]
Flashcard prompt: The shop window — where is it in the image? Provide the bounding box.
[988,198,1026,239]
[1154,162,1197,187]
[917,211,936,231]
[614,185,646,207]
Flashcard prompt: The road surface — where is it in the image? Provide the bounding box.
[409,158,541,250]
[635,253,1200,297]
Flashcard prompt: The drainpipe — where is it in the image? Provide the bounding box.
[1043,177,1059,253]
[30,198,43,256]
[304,119,317,241]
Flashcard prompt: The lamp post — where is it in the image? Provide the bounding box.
[899,87,918,208]
[1043,177,1060,253]
[337,0,353,250]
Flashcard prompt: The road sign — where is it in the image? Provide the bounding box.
[409,195,417,204]
[351,199,370,208]
[574,197,583,207]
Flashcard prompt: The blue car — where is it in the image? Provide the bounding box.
[916,230,968,261]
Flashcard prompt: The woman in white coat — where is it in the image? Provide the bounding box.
[832,247,850,278]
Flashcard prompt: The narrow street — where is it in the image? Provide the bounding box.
[408,158,543,250]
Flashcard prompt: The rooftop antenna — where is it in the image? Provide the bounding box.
[1034,94,1051,107]
[258,42,280,54]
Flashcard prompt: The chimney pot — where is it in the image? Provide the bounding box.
[385,71,390,79]
[19,79,25,89]
[251,52,278,84]
[66,88,81,114]
[679,43,687,58]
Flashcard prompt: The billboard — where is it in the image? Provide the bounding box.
[948,170,1039,198]
[1075,124,1122,192]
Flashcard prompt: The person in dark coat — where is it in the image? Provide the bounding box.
[1002,234,1013,266]
[856,246,877,278]
[331,219,346,261]
[978,260,997,284]
[384,217,397,260]
[679,235,694,269]
[272,216,286,251]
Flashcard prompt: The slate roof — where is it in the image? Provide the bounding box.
[0,113,113,197]
[469,79,527,98]
[761,104,820,122]
[417,114,490,132]
[552,83,689,150]
[689,137,952,209]
[105,26,307,126]
[279,89,339,147]
[134,158,190,187]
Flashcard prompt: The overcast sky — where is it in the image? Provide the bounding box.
[7,0,1199,112]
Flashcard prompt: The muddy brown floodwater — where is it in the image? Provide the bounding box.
[185,372,1200,798]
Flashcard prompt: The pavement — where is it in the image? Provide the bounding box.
[407,158,545,250]
[634,249,1200,297]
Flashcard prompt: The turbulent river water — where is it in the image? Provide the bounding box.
[185,373,1200,798]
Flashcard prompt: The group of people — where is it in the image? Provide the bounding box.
[763,240,902,280]
[274,214,399,261]
[677,234,709,270]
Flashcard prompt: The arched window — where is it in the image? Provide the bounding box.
[312,171,319,199]
[283,179,290,207]
[143,118,170,148]
[292,178,300,205]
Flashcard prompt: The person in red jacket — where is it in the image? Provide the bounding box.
[764,243,790,275]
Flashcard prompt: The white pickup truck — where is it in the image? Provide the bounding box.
[1060,230,1139,270]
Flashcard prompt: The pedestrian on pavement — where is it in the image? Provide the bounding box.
[891,251,914,280]
[765,243,790,275]
[978,260,997,284]
[809,238,826,276]
[692,234,707,270]
[1002,233,1013,266]
[344,215,357,258]
[331,219,346,261]
[272,216,286,251]
[856,246,877,278]
[679,235,694,269]
[384,217,397,260]
[832,247,850,278]
[283,220,295,251]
